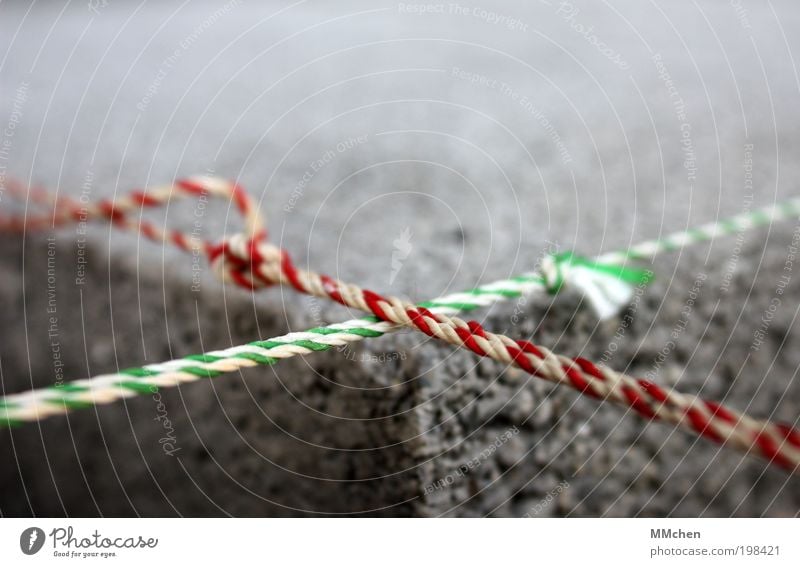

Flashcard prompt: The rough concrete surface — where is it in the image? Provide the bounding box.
[1,0,799,516]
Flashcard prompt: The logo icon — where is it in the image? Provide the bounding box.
[20,527,45,555]
[389,227,413,285]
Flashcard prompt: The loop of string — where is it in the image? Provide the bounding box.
[3,176,650,317]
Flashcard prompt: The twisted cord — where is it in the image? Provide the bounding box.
[2,176,799,471]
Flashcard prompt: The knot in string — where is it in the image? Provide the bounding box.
[207,233,288,291]
[0,174,294,291]
[541,251,654,320]
[163,177,295,292]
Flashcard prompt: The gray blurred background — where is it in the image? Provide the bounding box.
[1,0,799,516]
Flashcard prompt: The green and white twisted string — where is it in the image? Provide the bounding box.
[597,199,800,263]
[1,197,799,427]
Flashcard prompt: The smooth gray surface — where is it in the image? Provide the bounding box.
[1,0,799,516]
